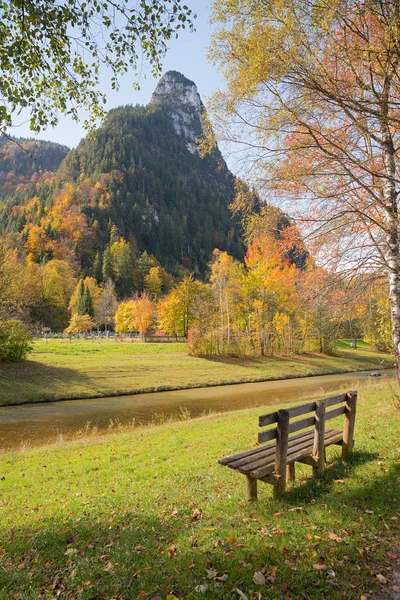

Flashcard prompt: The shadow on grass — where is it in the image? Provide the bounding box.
[283,449,379,504]
[202,351,391,371]
[0,360,93,406]
[0,454,398,599]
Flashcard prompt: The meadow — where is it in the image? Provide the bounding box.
[0,339,393,406]
[0,379,399,599]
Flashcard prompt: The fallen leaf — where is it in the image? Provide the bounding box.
[228,534,237,544]
[64,548,78,556]
[166,596,179,600]
[207,566,218,579]
[104,562,114,572]
[376,574,387,584]
[236,590,249,600]
[326,570,335,577]
[328,533,343,543]
[387,551,398,559]
[216,574,229,581]
[194,584,208,594]
[313,564,328,571]
[253,571,266,585]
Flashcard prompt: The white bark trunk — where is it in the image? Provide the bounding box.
[382,120,400,374]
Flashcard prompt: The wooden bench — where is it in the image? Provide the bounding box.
[219,390,357,500]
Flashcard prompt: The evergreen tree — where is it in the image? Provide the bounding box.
[102,247,114,282]
[75,280,86,316]
[93,252,102,283]
[83,285,94,318]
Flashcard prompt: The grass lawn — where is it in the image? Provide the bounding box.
[0,339,393,406]
[0,379,399,599]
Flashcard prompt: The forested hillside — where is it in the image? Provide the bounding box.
[0,137,69,194]
[0,71,244,280]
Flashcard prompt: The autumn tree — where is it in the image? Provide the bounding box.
[95,280,118,331]
[209,249,242,350]
[157,275,203,337]
[115,294,155,335]
[0,1,194,135]
[208,0,400,372]
[38,260,76,330]
[145,266,163,301]
[65,314,95,334]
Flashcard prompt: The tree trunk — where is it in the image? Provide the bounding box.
[382,117,400,378]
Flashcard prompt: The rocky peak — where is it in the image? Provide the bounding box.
[150,71,203,154]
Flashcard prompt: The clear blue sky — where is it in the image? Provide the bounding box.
[14,1,222,152]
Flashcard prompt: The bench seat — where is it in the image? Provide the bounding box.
[219,427,343,479]
[218,391,357,500]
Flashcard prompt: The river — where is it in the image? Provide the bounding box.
[0,370,394,450]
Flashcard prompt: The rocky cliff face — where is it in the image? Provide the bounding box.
[150,70,204,154]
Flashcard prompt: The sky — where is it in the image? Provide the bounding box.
[13,1,222,152]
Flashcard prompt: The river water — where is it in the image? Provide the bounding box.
[0,370,393,451]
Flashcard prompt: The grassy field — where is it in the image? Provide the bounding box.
[0,379,399,599]
[0,339,393,406]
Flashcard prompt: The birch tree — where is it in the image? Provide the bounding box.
[208,0,400,371]
[0,1,194,135]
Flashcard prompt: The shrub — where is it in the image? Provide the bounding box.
[0,319,33,362]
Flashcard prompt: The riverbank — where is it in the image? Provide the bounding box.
[0,379,398,599]
[0,339,393,406]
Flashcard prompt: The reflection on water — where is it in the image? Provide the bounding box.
[0,370,394,450]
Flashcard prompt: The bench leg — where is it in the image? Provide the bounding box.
[246,475,257,501]
[286,462,295,482]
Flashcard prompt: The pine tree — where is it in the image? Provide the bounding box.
[83,285,94,318]
[102,247,114,282]
[75,280,86,315]
[93,252,102,283]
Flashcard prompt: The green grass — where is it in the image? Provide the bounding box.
[0,339,393,406]
[0,379,399,599]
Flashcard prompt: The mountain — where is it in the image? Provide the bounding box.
[0,71,245,281]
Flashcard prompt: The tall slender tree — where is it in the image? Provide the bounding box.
[208,0,400,373]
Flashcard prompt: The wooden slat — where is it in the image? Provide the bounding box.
[258,427,278,444]
[325,405,346,421]
[258,411,279,427]
[219,440,275,466]
[223,429,315,470]
[324,393,347,408]
[250,429,342,479]
[286,430,343,466]
[288,415,315,434]
[258,394,347,429]
[237,430,315,474]
[287,401,316,418]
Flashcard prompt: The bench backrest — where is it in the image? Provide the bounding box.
[258,390,358,446]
